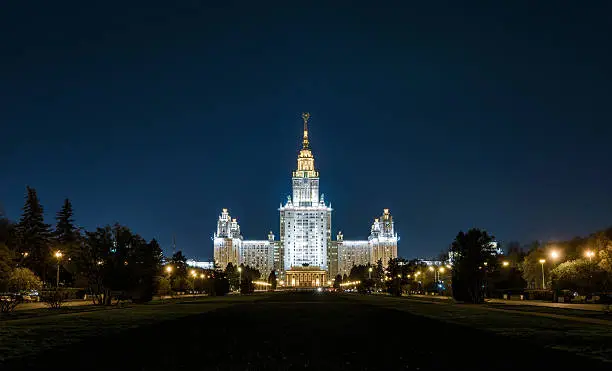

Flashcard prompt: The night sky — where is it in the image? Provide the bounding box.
[1,1,611,260]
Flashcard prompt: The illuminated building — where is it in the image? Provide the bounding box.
[212,208,241,269]
[335,209,399,277]
[240,233,275,278]
[279,113,332,274]
[212,114,399,284]
[368,209,398,267]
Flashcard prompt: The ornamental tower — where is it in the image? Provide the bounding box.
[280,113,332,271]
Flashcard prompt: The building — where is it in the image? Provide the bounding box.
[240,234,275,278]
[212,208,242,269]
[213,113,399,286]
[336,232,370,277]
[369,209,399,266]
[187,260,215,269]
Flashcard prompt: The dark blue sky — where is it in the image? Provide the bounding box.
[1,1,611,260]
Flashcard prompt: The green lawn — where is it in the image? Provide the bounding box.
[0,294,268,362]
[350,295,612,363]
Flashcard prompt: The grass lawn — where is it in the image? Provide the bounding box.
[3,291,610,370]
[0,294,268,362]
[350,294,612,363]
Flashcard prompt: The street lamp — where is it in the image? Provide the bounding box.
[368,267,373,280]
[238,266,242,289]
[502,261,509,267]
[165,265,173,274]
[54,251,63,288]
[585,250,595,262]
[539,259,546,289]
[550,250,559,260]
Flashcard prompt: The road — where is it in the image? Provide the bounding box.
[4,292,610,370]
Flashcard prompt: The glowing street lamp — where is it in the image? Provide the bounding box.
[550,251,559,260]
[200,273,205,279]
[54,250,63,288]
[539,259,546,289]
[502,261,510,267]
[238,266,242,289]
[585,250,595,262]
[368,267,373,280]
[165,265,173,274]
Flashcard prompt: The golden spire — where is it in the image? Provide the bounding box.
[302,112,310,149]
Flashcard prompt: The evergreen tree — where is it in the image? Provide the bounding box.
[15,187,52,281]
[333,274,342,289]
[170,250,188,279]
[54,199,81,285]
[450,228,496,303]
[55,199,80,246]
[130,237,163,302]
[268,270,278,290]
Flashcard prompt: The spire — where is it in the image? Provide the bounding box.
[293,112,318,178]
[302,112,310,149]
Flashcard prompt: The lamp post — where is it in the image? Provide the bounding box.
[438,267,445,283]
[539,259,546,289]
[368,267,372,280]
[238,266,242,292]
[585,250,595,263]
[54,251,63,288]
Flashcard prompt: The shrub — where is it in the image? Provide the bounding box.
[40,289,69,309]
[0,294,22,313]
[7,268,42,292]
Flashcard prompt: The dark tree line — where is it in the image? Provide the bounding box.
[1,187,164,304]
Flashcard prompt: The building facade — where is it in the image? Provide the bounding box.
[212,114,399,285]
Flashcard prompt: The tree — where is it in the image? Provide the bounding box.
[54,199,80,247]
[78,226,115,305]
[211,270,230,296]
[333,274,342,289]
[239,264,260,294]
[130,238,163,302]
[15,187,52,281]
[170,250,188,278]
[225,263,239,291]
[521,243,550,289]
[7,268,42,292]
[551,259,609,296]
[77,225,163,305]
[0,244,13,291]
[385,258,412,296]
[449,229,496,303]
[53,198,81,286]
[157,276,172,297]
[268,270,277,290]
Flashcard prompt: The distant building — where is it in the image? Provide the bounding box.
[187,260,215,270]
[212,114,399,284]
[240,236,275,278]
[212,208,242,269]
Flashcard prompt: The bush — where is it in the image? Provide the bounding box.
[7,268,42,292]
[40,289,69,309]
[0,294,22,313]
[156,276,172,296]
[213,277,230,296]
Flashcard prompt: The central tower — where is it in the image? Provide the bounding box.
[279,113,332,272]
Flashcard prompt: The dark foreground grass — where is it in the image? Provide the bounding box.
[351,294,612,364]
[2,292,610,370]
[0,295,266,362]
